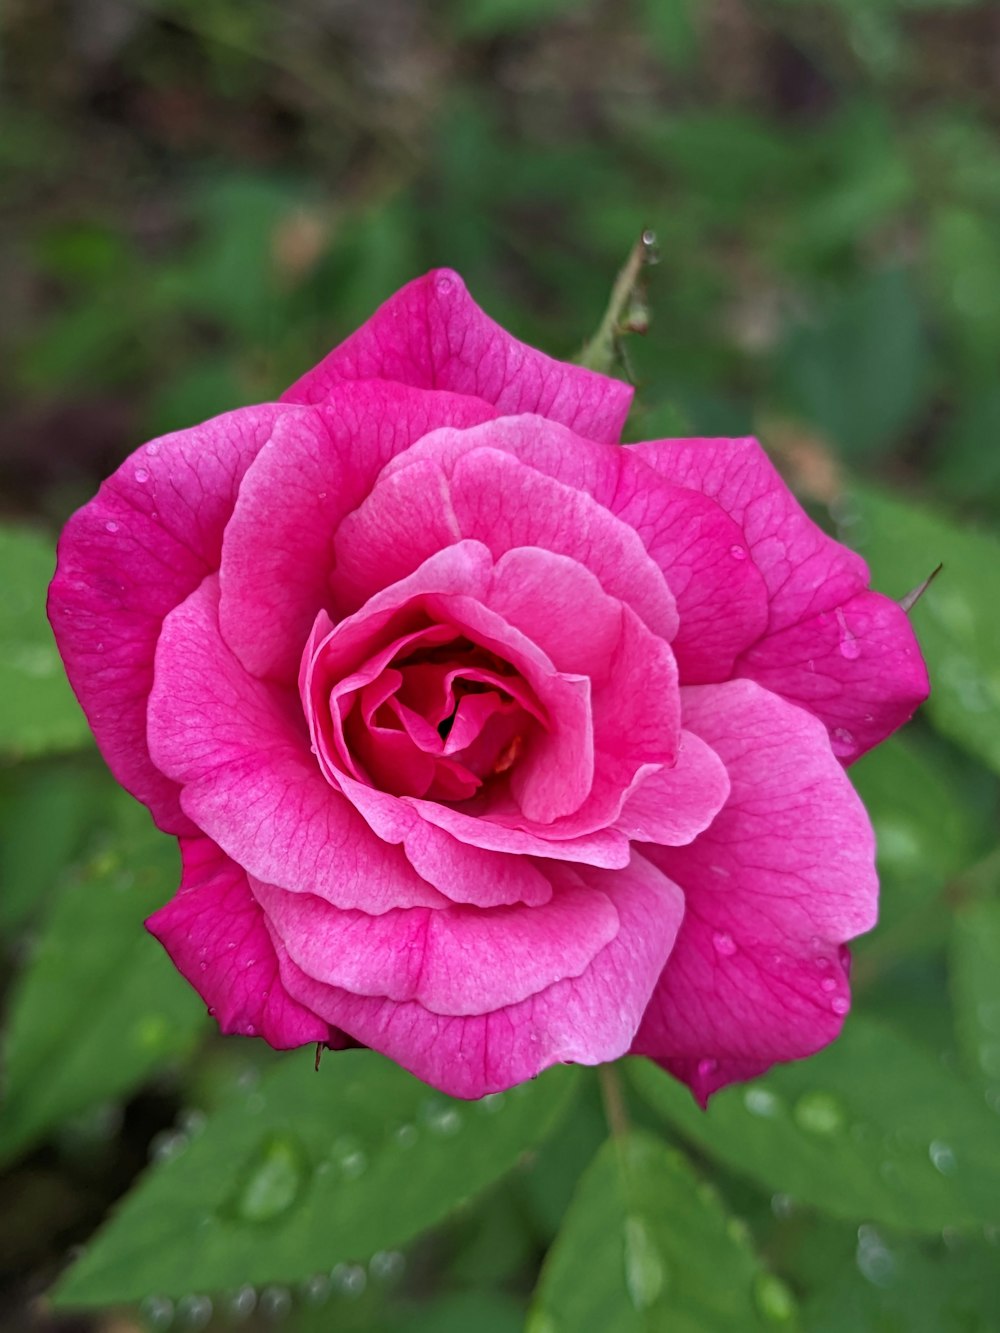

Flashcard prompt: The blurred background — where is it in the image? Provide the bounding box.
[2,1,1000,1331]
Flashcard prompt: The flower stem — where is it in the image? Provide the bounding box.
[578,231,659,377]
[598,1062,631,1139]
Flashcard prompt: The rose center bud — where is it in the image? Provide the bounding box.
[303,616,546,804]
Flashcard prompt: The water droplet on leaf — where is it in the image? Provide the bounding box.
[793,1091,845,1136]
[929,1140,957,1175]
[623,1214,666,1310]
[754,1273,797,1323]
[233,1135,307,1223]
[744,1086,781,1117]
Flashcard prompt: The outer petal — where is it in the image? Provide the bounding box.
[252,874,619,1016]
[282,269,633,444]
[270,854,685,1098]
[146,837,329,1048]
[734,590,930,763]
[219,384,498,683]
[147,575,445,912]
[47,404,291,832]
[631,680,878,1102]
[635,436,929,749]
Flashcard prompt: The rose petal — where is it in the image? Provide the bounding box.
[252,872,619,1015]
[146,837,329,1047]
[147,575,446,912]
[282,269,633,444]
[632,679,877,1101]
[734,589,930,762]
[219,384,497,682]
[270,853,685,1098]
[48,404,291,832]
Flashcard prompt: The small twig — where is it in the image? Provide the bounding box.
[598,1062,631,1139]
[578,230,659,377]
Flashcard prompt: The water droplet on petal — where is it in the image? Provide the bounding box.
[147,441,161,456]
[754,1273,797,1323]
[104,520,119,533]
[233,1134,307,1223]
[435,274,454,294]
[623,1214,667,1310]
[697,1057,718,1079]
[929,1140,957,1175]
[712,931,737,956]
[831,996,850,1016]
[830,727,856,758]
[135,467,150,483]
[820,977,837,994]
[729,544,747,561]
[793,1091,845,1136]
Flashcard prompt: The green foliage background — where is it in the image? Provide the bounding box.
[2,0,999,1329]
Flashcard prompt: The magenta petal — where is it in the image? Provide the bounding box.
[634,436,869,633]
[146,837,328,1048]
[219,384,497,683]
[270,854,685,1098]
[48,404,290,832]
[333,440,679,644]
[735,589,930,762]
[282,269,633,444]
[253,873,619,1015]
[632,680,877,1099]
[147,576,445,911]
[614,730,730,845]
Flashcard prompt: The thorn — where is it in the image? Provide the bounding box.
[900,563,943,614]
[315,1041,324,1072]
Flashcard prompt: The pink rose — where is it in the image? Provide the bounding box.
[48,271,928,1102]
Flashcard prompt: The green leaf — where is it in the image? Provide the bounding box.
[950,899,1000,1094]
[448,0,581,39]
[0,525,91,758]
[528,1129,797,1333]
[778,269,928,461]
[846,484,1000,777]
[53,1054,579,1306]
[805,1233,1000,1333]
[850,734,978,935]
[0,793,206,1163]
[628,1017,1000,1232]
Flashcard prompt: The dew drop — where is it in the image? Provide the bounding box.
[435,273,454,294]
[135,467,150,483]
[525,1314,558,1333]
[149,1129,188,1163]
[820,976,837,993]
[792,1091,845,1136]
[233,1134,307,1223]
[929,1139,957,1175]
[479,1092,506,1114]
[697,1057,718,1079]
[744,1086,781,1117]
[623,1215,666,1310]
[147,441,161,456]
[259,1285,292,1321]
[227,1285,257,1321]
[830,727,856,758]
[753,1273,797,1323]
[856,1224,896,1288]
[831,996,850,1016]
[770,1192,795,1219]
[140,1295,175,1330]
[176,1294,212,1330]
[332,1135,368,1180]
[104,520,119,533]
[421,1099,462,1136]
[369,1249,406,1282]
[729,544,748,561]
[394,1123,418,1148]
[300,1272,331,1306]
[178,1108,206,1138]
[836,608,860,659]
[712,930,737,957]
[331,1262,367,1298]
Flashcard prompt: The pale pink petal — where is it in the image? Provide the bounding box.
[333,441,679,644]
[734,590,930,762]
[146,837,328,1047]
[219,384,497,683]
[147,575,445,912]
[252,873,619,1016]
[270,854,685,1098]
[282,269,633,444]
[365,418,768,680]
[48,404,291,832]
[631,680,877,1102]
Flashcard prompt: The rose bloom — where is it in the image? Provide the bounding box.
[48,271,928,1103]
